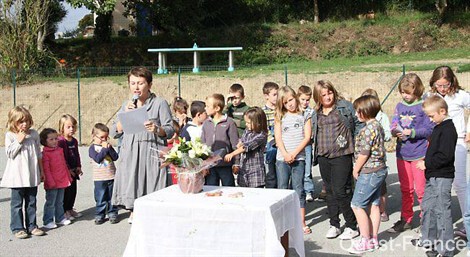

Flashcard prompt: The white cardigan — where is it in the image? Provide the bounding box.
[1,129,42,188]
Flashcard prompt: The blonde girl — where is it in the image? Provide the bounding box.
[1,106,45,238]
[387,73,433,234]
[58,114,83,220]
[274,86,312,234]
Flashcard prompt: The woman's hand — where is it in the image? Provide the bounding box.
[144,121,158,133]
[416,160,426,171]
[353,170,359,180]
[126,101,137,111]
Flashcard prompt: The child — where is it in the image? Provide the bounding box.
[387,73,434,234]
[224,107,268,188]
[1,106,45,238]
[173,96,190,128]
[412,95,457,257]
[201,93,239,186]
[361,88,392,222]
[225,83,250,137]
[262,82,279,189]
[58,114,83,221]
[40,128,72,229]
[275,86,312,234]
[89,123,119,225]
[180,100,207,142]
[312,80,361,240]
[297,85,315,202]
[348,95,388,254]
[428,66,470,238]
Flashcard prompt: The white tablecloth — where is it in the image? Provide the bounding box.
[123,185,305,257]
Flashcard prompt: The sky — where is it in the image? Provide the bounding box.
[57,2,91,33]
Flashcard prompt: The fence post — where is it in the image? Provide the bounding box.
[178,67,181,97]
[77,68,82,145]
[284,65,288,86]
[381,65,406,106]
[12,69,16,107]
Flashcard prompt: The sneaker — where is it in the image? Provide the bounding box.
[128,213,133,224]
[339,227,359,240]
[14,230,29,239]
[348,237,374,254]
[326,226,341,239]
[64,212,75,221]
[306,194,314,202]
[318,191,327,202]
[70,209,83,218]
[30,228,45,236]
[57,218,71,226]
[109,217,118,224]
[411,238,433,250]
[455,228,466,238]
[95,218,105,225]
[370,237,379,249]
[381,212,389,222]
[387,219,412,233]
[43,222,57,229]
[425,249,447,257]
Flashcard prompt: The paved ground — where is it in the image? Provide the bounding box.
[0,148,468,257]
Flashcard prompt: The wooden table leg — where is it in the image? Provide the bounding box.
[281,231,289,257]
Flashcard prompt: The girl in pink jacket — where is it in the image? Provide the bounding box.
[40,128,73,229]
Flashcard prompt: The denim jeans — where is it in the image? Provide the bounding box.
[43,188,65,224]
[351,168,387,209]
[303,144,314,196]
[276,160,306,208]
[94,180,118,219]
[421,177,454,256]
[205,166,235,186]
[10,187,38,233]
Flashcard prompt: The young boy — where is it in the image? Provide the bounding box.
[262,82,279,189]
[89,123,119,225]
[412,95,457,257]
[225,83,250,137]
[201,94,239,186]
[297,85,315,202]
[180,101,207,142]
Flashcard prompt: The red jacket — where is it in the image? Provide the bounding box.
[42,146,72,189]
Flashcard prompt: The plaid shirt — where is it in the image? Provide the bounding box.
[238,130,267,187]
[316,109,354,158]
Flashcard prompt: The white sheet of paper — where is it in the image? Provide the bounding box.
[117,107,149,134]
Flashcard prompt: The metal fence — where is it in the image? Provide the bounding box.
[1,65,468,146]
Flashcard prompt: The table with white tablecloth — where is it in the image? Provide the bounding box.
[123,185,305,257]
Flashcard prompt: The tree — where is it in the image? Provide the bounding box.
[313,0,319,23]
[67,0,116,42]
[78,13,94,31]
[434,0,448,25]
[0,0,57,72]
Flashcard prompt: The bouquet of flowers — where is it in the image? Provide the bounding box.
[158,138,221,193]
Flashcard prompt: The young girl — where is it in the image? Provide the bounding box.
[348,95,388,254]
[40,128,72,229]
[387,73,434,234]
[173,96,190,129]
[312,80,361,240]
[361,88,392,222]
[428,66,470,238]
[1,106,45,238]
[274,86,312,234]
[58,114,83,220]
[224,107,268,188]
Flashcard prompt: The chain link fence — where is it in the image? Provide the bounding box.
[0,65,468,146]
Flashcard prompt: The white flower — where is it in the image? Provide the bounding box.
[177,150,183,159]
[188,150,196,158]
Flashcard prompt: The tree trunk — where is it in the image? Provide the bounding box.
[37,27,47,51]
[435,0,448,26]
[313,0,319,24]
[95,11,113,43]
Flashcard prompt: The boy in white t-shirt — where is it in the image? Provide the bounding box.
[180,101,208,142]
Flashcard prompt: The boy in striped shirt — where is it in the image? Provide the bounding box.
[89,123,119,225]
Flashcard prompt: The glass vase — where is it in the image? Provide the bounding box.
[176,170,205,194]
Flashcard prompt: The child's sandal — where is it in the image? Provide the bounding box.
[303,226,312,235]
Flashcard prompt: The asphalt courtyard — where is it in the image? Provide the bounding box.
[0,148,469,257]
